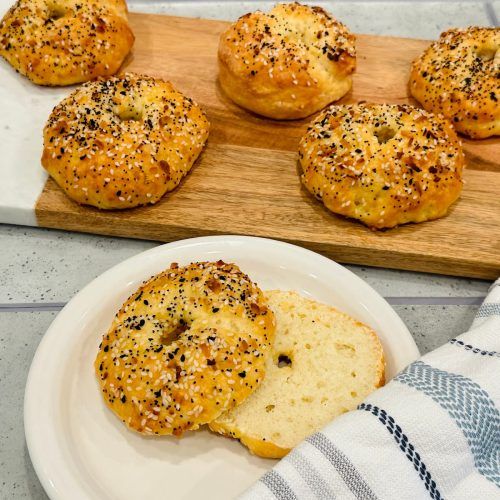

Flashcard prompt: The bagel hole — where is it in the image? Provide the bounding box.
[374,125,396,144]
[476,46,498,61]
[277,353,292,368]
[46,3,65,21]
[117,107,143,122]
[161,323,189,345]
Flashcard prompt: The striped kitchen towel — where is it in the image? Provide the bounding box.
[241,279,500,500]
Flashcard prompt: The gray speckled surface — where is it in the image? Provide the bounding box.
[0,225,156,303]
[0,1,498,499]
[127,1,494,38]
[394,305,479,353]
[0,313,53,500]
[490,1,500,22]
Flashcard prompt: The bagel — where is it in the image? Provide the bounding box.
[42,73,210,209]
[0,0,134,86]
[218,2,356,120]
[410,27,500,139]
[299,103,465,229]
[95,261,275,436]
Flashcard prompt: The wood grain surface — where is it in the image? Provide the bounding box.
[35,13,500,279]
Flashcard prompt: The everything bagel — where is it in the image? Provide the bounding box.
[410,27,500,139]
[95,261,275,436]
[218,2,356,119]
[299,103,465,229]
[42,73,210,209]
[0,0,134,86]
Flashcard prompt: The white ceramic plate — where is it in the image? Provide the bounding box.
[25,236,419,500]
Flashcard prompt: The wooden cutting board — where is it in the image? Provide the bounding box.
[35,13,500,279]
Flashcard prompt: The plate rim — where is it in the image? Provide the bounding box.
[24,235,420,500]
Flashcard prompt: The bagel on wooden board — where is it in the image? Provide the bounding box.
[0,0,134,85]
[410,27,500,139]
[299,103,465,229]
[42,73,210,209]
[218,2,356,119]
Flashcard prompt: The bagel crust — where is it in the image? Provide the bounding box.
[42,73,210,209]
[0,0,134,86]
[299,103,465,229]
[95,261,276,436]
[218,2,356,120]
[410,27,500,139]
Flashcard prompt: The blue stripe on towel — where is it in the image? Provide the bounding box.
[475,303,500,318]
[260,469,298,500]
[307,433,378,500]
[396,361,500,486]
[449,339,500,358]
[358,403,442,500]
[287,449,336,499]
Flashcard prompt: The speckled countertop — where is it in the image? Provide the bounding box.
[0,1,498,498]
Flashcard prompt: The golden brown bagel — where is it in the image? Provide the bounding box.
[218,2,356,120]
[410,27,500,139]
[42,73,210,209]
[95,261,276,436]
[299,103,465,229]
[0,0,134,86]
